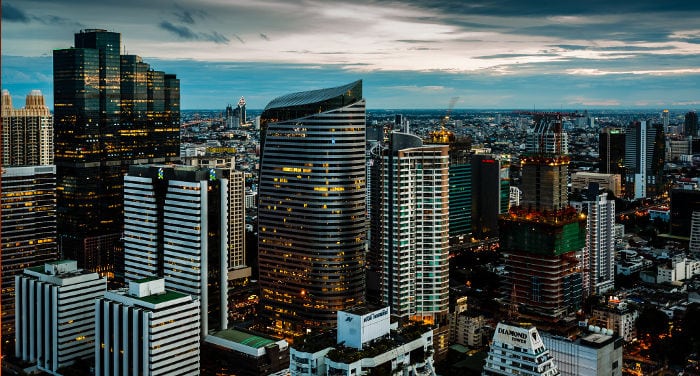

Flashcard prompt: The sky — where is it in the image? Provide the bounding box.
[3,0,700,110]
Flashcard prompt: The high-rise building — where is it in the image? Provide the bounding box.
[482,323,560,376]
[1,166,59,345]
[381,132,450,324]
[53,29,180,275]
[685,111,698,137]
[624,121,664,199]
[471,154,509,240]
[581,190,616,296]
[257,80,366,336]
[95,278,200,376]
[123,165,229,336]
[598,128,625,176]
[541,331,623,376]
[662,109,670,134]
[501,114,584,319]
[1,90,53,166]
[670,187,700,237]
[15,261,107,374]
[426,129,472,244]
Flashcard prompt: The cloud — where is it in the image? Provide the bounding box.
[233,34,245,44]
[172,5,207,25]
[259,33,270,41]
[159,21,229,44]
[2,3,30,22]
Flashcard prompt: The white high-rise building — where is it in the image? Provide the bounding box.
[95,278,200,376]
[689,211,700,254]
[15,260,107,374]
[483,323,560,376]
[123,165,229,336]
[542,331,622,376]
[1,89,54,166]
[582,192,616,296]
[381,132,449,324]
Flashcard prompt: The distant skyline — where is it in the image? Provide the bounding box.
[3,0,700,110]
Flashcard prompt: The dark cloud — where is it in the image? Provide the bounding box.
[159,21,229,44]
[233,34,245,44]
[259,33,270,41]
[172,5,207,25]
[2,3,30,22]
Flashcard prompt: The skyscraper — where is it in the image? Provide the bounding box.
[381,132,450,324]
[1,166,59,345]
[598,127,626,176]
[471,154,509,240]
[685,111,698,137]
[1,90,53,166]
[624,121,664,199]
[501,114,584,319]
[123,165,229,336]
[581,189,616,296]
[53,29,179,275]
[258,80,366,336]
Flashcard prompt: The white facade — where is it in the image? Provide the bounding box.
[451,314,485,348]
[657,256,700,283]
[582,193,616,296]
[95,278,200,376]
[483,323,560,376]
[123,165,229,336]
[509,186,521,208]
[382,133,449,323]
[542,333,622,376]
[290,311,435,376]
[15,261,107,374]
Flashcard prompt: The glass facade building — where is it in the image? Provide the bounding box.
[258,80,366,336]
[53,29,180,276]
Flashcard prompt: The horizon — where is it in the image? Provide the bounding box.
[3,1,700,110]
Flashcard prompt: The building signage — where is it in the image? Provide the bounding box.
[363,307,389,323]
[494,323,544,350]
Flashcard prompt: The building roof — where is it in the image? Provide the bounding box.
[133,290,188,305]
[211,329,277,348]
[263,80,361,111]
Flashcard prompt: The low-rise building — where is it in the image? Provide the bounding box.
[290,306,435,376]
[95,278,201,375]
[203,329,289,376]
[592,300,638,342]
[571,172,621,198]
[541,331,623,376]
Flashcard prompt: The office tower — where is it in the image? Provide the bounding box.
[95,278,200,376]
[690,212,700,254]
[501,114,584,319]
[1,90,54,166]
[258,80,366,335]
[581,189,616,296]
[662,109,670,133]
[482,323,560,376]
[15,261,107,374]
[380,132,449,324]
[571,172,622,198]
[598,128,625,176]
[235,96,246,125]
[624,121,665,199]
[123,165,228,336]
[427,129,472,244]
[53,29,180,274]
[366,140,385,304]
[1,166,59,345]
[685,111,698,136]
[471,154,509,240]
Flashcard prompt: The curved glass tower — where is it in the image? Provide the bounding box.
[258,80,366,336]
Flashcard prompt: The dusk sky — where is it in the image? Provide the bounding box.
[3,0,700,110]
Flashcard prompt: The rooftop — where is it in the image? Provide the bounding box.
[211,329,277,348]
[263,80,361,111]
[133,290,187,305]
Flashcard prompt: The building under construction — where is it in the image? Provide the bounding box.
[501,113,585,320]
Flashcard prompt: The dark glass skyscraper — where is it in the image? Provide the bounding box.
[53,29,179,275]
[685,111,698,137]
[258,81,366,336]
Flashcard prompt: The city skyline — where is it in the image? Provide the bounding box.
[3,0,700,110]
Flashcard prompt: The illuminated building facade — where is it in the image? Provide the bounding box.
[624,120,665,199]
[581,191,616,296]
[1,90,54,166]
[381,133,449,324]
[1,166,59,345]
[483,323,560,376]
[258,80,366,335]
[123,165,229,336]
[53,29,179,275]
[502,115,584,319]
